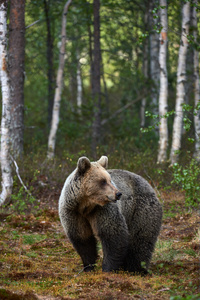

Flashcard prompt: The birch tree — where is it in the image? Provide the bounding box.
[0,0,13,205]
[170,2,190,165]
[76,50,82,111]
[47,0,72,159]
[192,0,200,161]
[157,0,168,163]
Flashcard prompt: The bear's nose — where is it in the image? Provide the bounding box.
[116,192,122,200]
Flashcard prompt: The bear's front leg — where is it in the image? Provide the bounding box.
[89,204,129,272]
[70,235,97,272]
[63,211,98,272]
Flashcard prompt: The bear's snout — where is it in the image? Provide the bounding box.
[116,192,122,200]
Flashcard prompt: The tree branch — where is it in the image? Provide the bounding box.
[10,155,33,198]
[26,19,41,29]
[101,92,149,125]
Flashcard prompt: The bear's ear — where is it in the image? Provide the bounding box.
[77,157,91,175]
[97,156,108,169]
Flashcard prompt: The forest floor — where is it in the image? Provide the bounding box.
[0,185,199,300]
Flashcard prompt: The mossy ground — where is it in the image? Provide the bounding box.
[0,180,199,299]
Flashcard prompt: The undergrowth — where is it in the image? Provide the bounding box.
[0,149,199,299]
[4,147,199,216]
[0,199,199,299]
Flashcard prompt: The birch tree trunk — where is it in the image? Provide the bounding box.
[47,0,72,159]
[76,50,82,111]
[157,0,168,163]
[0,0,13,205]
[170,2,190,164]
[192,1,200,161]
[9,0,25,158]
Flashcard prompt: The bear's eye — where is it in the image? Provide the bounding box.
[100,179,107,186]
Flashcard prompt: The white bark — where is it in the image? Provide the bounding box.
[157,0,168,163]
[47,0,72,159]
[0,1,13,205]
[170,2,190,165]
[192,1,200,161]
[140,98,146,128]
[76,50,82,111]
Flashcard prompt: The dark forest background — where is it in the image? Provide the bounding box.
[22,1,198,157]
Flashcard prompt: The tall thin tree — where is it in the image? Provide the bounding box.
[157,0,168,163]
[192,0,200,161]
[0,0,13,205]
[44,0,55,127]
[91,0,101,157]
[149,0,159,127]
[140,4,149,128]
[86,0,93,94]
[170,2,190,164]
[76,50,82,111]
[47,0,72,159]
[8,0,25,158]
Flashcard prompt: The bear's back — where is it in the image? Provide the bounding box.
[108,169,162,226]
[108,169,156,199]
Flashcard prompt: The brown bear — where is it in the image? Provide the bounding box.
[59,156,162,274]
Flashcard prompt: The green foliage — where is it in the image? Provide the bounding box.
[22,0,200,162]
[23,234,47,245]
[140,106,200,208]
[170,295,200,300]
[172,159,200,207]
[10,187,37,214]
[140,110,175,133]
[141,102,199,151]
[10,176,38,214]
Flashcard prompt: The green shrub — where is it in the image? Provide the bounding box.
[171,159,200,207]
[170,295,200,300]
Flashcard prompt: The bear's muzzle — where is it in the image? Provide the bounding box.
[116,192,122,200]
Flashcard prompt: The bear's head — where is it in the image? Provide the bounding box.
[77,156,122,207]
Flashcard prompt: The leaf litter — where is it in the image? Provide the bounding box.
[0,189,199,300]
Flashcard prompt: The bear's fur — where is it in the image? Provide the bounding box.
[59,156,162,274]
